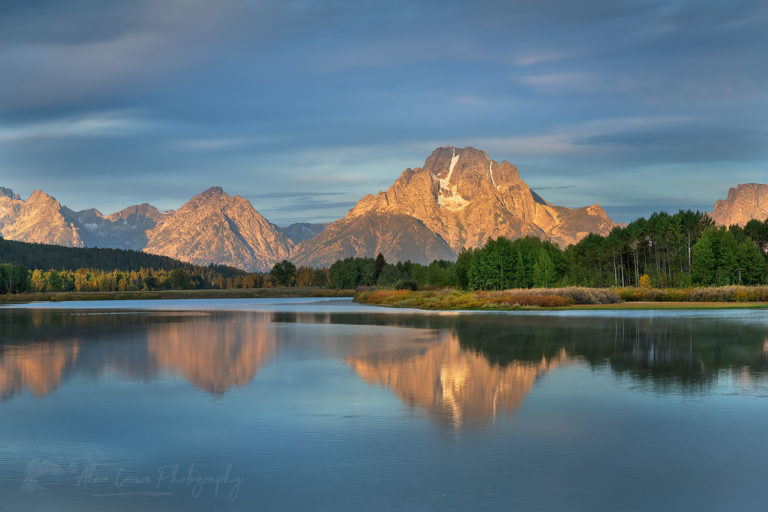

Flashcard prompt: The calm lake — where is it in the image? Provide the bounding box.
[1,298,767,511]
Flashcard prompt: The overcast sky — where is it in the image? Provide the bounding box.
[1,0,766,224]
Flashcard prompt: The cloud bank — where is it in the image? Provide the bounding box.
[0,0,766,223]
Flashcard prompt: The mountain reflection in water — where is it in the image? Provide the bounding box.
[147,316,276,394]
[348,333,567,428]
[1,309,767,428]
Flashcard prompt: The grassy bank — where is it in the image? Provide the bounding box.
[0,287,353,304]
[567,301,768,310]
[355,288,619,310]
[616,285,768,302]
[355,286,768,310]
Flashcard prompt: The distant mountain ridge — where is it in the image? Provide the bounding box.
[278,222,329,243]
[70,203,170,250]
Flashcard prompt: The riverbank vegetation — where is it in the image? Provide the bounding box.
[355,285,768,310]
[0,264,333,296]
[356,287,620,310]
[0,287,351,303]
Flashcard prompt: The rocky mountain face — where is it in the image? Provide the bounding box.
[278,222,328,243]
[0,187,167,249]
[293,146,616,265]
[143,187,293,272]
[711,183,768,227]
[0,189,85,247]
[291,211,455,267]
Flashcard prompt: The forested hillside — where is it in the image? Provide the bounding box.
[0,237,247,294]
[0,237,242,276]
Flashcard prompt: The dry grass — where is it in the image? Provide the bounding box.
[505,287,621,304]
[616,286,768,303]
[354,288,591,310]
[357,286,768,311]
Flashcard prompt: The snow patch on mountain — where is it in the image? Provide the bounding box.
[437,150,470,211]
[488,161,500,191]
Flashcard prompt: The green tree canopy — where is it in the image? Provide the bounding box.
[270,260,298,287]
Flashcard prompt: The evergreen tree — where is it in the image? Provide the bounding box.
[329,258,359,289]
[533,251,556,288]
[469,238,515,290]
[713,229,738,285]
[453,248,473,290]
[0,263,30,294]
[168,269,192,289]
[311,269,329,287]
[692,231,717,285]
[373,253,386,282]
[376,264,401,286]
[743,219,768,252]
[736,239,766,285]
[427,260,453,287]
[270,260,297,287]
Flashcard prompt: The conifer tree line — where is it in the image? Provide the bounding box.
[0,237,243,293]
[3,210,768,294]
[564,211,768,288]
[0,238,242,276]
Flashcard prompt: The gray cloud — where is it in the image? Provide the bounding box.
[261,200,357,214]
[531,185,576,191]
[0,0,766,225]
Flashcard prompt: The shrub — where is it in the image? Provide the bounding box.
[500,287,620,304]
[478,292,573,308]
[395,279,419,291]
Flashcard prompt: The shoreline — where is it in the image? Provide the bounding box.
[3,287,768,311]
[0,287,353,304]
[358,299,768,311]
[554,301,768,310]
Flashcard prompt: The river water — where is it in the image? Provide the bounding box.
[0,298,766,511]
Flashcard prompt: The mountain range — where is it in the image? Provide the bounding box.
[2,146,763,271]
